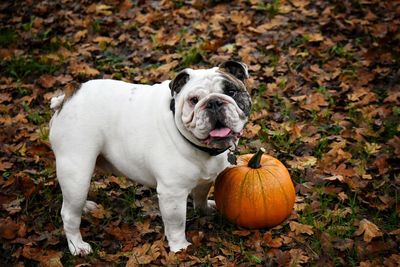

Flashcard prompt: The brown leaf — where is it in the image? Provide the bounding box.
[93,36,113,44]
[289,248,310,266]
[383,91,400,104]
[373,155,389,175]
[89,204,111,219]
[95,4,113,15]
[69,62,100,77]
[232,230,251,236]
[156,61,178,74]
[307,33,324,42]
[107,175,133,189]
[119,0,133,14]
[242,122,261,139]
[354,219,383,242]
[22,246,63,266]
[289,221,314,236]
[0,218,19,239]
[126,242,161,265]
[384,254,400,267]
[37,74,57,89]
[286,156,317,170]
[263,232,283,248]
[17,173,37,199]
[332,238,354,251]
[301,92,329,111]
[249,109,269,121]
[0,160,13,171]
[230,11,252,26]
[105,222,139,242]
[387,136,400,157]
[2,197,23,215]
[249,16,287,33]
[73,30,87,43]
[0,92,12,103]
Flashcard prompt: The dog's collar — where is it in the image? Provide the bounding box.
[170,99,230,156]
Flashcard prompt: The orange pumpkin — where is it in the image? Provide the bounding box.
[214,148,295,228]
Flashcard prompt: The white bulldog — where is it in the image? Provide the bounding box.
[49,61,252,256]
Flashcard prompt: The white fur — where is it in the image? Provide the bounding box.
[49,68,248,255]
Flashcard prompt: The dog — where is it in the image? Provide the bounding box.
[49,61,252,255]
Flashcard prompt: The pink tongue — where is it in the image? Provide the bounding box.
[209,127,231,138]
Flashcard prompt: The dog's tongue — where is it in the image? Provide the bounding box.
[209,127,231,138]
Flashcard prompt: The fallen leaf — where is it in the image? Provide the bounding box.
[22,246,63,267]
[286,156,317,170]
[243,122,261,139]
[108,175,133,189]
[37,74,57,89]
[301,92,329,111]
[233,230,251,236]
[0,160,13,171]
[354,219,383,242]
[289,248,310,266]
[73,30,87,42]
[289,221,314,236]
[69,62,100,77]
[89,204,111,219]
[333,238,354,251]
[126,242,161,265]
[263,232,283,248]
[0,92,12,103]
[307,32,324,42]
[384,254,400,267]
[387,136,400,157]
[2,197,23,215]
[0,218,19,239]
[93,36,113,44]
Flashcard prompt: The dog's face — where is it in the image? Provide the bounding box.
[170,61,252,149]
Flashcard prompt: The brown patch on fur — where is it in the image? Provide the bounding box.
[58,81,81,111]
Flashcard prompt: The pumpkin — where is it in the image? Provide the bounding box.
[214,148,295,229]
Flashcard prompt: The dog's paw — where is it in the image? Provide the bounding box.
[83,200,98,214]
[207,200,216,211]
[68,239,93,256]
[169,240,191,253]
[200,200,216,215]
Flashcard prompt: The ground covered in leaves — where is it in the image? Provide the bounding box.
[1,0,399,266]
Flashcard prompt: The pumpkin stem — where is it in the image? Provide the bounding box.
[248,148,265,168]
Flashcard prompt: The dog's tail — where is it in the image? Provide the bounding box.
[50,94,65,110]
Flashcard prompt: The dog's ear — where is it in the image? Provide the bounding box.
[169,70,190,96]
[219,61,249,81]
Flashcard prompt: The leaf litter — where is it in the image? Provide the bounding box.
[0,0,399,265]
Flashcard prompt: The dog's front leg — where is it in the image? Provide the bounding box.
[157,186,191,252]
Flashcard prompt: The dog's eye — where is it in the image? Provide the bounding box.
[189,96,199,105]
[227,90,237,97]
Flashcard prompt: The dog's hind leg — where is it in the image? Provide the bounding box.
[191,182,215,215]
[55,152,97,256]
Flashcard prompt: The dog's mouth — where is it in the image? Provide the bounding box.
[200,121,242,146]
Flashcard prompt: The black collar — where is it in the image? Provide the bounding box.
[170,99,230,156]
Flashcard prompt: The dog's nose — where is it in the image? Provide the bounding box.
[206,99,224,111]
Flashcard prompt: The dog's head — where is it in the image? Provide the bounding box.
[170,61,252,150]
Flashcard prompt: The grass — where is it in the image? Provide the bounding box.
[0,29,17,47]
[297,186,360,262]
[95,51,125,71]
[253,0,280,18]
[314,137,330,158]
[180,46,205,69]
[1,56,61,80]
[22,103,52,125]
